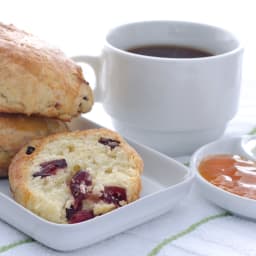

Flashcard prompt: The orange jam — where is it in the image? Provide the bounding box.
[199,154,256,200]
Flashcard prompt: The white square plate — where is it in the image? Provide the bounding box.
[0,117,194,251]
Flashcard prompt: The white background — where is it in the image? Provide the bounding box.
[0,0,255,81]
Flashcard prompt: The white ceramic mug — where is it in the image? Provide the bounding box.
[73,21,243,156]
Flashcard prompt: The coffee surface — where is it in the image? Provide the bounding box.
[127,44,213,58]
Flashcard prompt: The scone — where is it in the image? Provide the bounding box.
[0,23,93,121]
[0,114,69,177]
[9,128,143,224]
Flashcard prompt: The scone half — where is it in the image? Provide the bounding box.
[9,129,143,224]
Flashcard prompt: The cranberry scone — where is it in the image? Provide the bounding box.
[9,129,143,224]
[0,114,69,177]
[0,23,93,121]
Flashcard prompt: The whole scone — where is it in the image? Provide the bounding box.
[0,23,93,121]
[0,114,69,177]
[9,128,143,224]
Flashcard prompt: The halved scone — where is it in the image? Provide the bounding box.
[9,128,143,224]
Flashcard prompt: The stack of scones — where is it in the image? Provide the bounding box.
[0,22,143,224]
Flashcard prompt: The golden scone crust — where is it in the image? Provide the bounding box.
[0,23,93,120]
[0,114,69,177]
[9,129,143,224]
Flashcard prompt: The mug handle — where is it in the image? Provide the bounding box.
[72,55,102,102]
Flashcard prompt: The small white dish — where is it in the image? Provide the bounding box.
[0,117,194,251]
[190,136,256,220]
[241,135,256,161]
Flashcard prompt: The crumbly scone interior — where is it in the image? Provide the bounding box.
[28,132,141,223]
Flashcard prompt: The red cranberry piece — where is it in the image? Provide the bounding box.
[73,198,83,212]
[69,171,92,211]
[33,159,67,178]
[70,171,92,199]
[101,186,127,206]
[98,137,120,150]
[39,159,67,169]
[68,210,94,224]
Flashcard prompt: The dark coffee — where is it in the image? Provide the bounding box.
[127,44,213,58]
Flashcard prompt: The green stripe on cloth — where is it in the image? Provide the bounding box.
[0,238,34,253]
[249,127,256,135]
[148,211,231,256]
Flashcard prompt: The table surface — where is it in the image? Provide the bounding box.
[0,1,256,255]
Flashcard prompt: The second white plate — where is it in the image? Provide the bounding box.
[190,136,256,220]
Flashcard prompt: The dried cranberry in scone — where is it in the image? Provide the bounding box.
[69,170,92,211]
[70,171,92,199]
[68,210,94,224]
[98,137,120,150]
[101,186,127,206]
[9,128,143,224]
[33,159,67,178]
